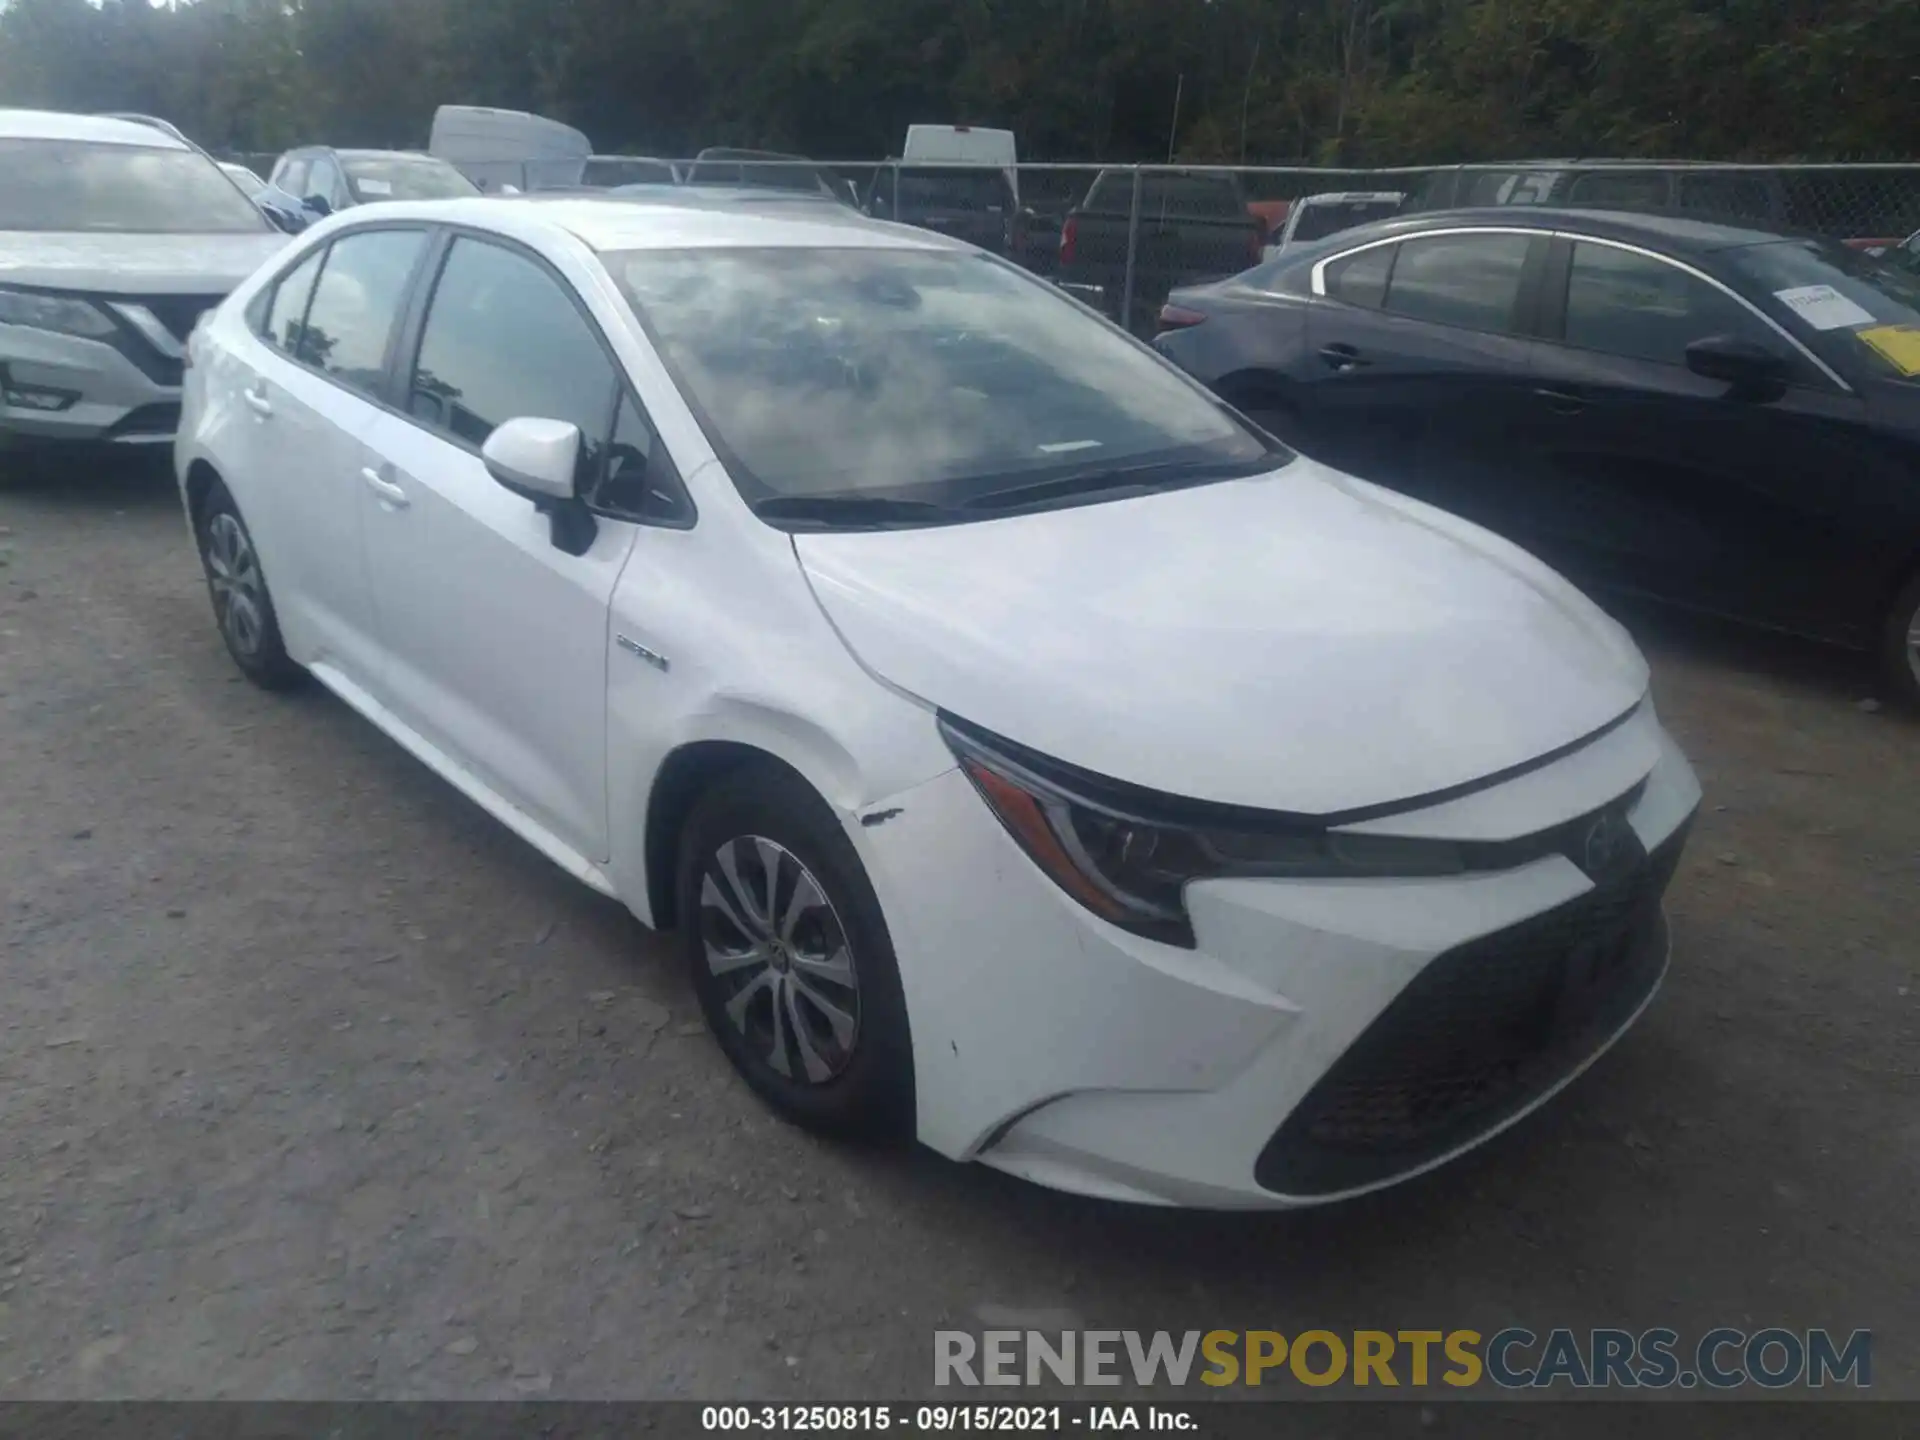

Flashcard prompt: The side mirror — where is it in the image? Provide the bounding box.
[1685,334,1790,390]
[483,417,580,501]
[483,417,597,555]
[302,193,333,218]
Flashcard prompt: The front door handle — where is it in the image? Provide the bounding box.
[1533,385,1589,414]
[241,384,273,419]
[1318,343,1369,371]
[361,466,410,509]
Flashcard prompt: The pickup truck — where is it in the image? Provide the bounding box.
[1054,169,1264,331]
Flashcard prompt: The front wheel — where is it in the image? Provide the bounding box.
[676,764,915,1140]
[1879,571,1920,712]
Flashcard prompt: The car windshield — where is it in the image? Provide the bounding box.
[0,138,270,233]
[341,155,478,202]
[1290,200,1401,243]
[608,247,1277,516]
[1727,238,1920,381]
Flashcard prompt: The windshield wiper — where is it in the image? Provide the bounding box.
[959,459,1252,514]
[751,493,957,530]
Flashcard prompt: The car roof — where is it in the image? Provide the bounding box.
[1324,205,1795,255]
[0,107,188,150]
[336,194,960,253]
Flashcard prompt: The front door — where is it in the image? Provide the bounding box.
[355,233,637,861]
[1523,236,1887,637]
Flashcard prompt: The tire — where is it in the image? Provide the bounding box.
[1879,570,1920,712]
[194,479,304,690]
[676,763,915,1141]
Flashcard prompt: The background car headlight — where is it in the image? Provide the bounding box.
[0,287,118,340]
[940,716,1464,946]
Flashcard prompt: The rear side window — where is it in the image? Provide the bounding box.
[1565,171,1669,209]
[1561,241,1768,367]
[296,228,427,396]
[1325,245,1394,308]
[262,249,325,354]
[276,156,310,195]
[1381,234,1533,333]
[407,237,616,476]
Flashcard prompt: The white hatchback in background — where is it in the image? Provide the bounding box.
[175,195,1699,1208]
[1262,191,1405,262]
[0,108,287,450]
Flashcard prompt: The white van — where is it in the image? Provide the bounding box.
[428,105,591,192]
[902,124,1018,203]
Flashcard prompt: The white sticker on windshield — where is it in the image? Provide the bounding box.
[1773,284,1875,331]
[358,178,394,196]
[1038,440,1103,454]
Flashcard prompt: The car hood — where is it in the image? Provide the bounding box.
[0,231,290,295]
[795,461,1649,817]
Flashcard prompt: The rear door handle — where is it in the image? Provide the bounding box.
[241,384,273,419]
[361,466,410,510]
[1533,385,1589,414]
[1318,343,1369,371]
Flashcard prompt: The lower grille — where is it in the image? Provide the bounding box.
[1255,821,1690,1198]
[108,402,182,439]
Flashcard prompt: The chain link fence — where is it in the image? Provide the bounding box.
[225,149,1920,334]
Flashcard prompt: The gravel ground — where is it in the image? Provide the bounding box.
[0,457,1915,1408]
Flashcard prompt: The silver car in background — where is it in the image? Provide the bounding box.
[0,109,288,451]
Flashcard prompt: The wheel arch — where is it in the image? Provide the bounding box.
[183,457,225,530]
[640,731,857,933]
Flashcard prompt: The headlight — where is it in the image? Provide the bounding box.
[0,287,118,339]
[941,716,1464,946]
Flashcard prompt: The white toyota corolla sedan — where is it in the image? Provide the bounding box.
[175,195,1700,1208]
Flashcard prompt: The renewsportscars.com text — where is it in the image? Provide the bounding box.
[934,1327,1871,1391]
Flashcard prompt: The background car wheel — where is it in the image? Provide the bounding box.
[1880,570,1920,712]
[676,763,915,1141]
[195,481,303,690]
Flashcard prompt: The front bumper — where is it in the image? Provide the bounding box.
[1,321,187,447]
[852,701,1700,1208]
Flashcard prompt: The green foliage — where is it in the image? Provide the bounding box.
[0,0,1913,162]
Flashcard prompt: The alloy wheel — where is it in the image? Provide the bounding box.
[699,835,861,1084]
[204,512,265,658]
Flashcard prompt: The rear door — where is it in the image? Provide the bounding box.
[1523,235,1884,633]
[1299,229,1551,526]
[225,227,430,691]
[353,231,643,861]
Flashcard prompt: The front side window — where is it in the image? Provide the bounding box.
[0,139,270,234]
[408,237,617,485]
[1561,241,1770,367]
[608,246,1276,514]
[296,228,428,396]
[263,249,325,354]
[1380,233,1533,333]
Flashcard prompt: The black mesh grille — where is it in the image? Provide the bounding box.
[1255,817,1691,1198]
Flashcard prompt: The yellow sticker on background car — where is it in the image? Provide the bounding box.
[1855,324,1920,376]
